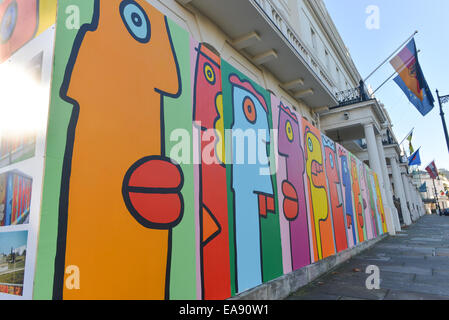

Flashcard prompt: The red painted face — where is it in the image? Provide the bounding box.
[193,45,222,129]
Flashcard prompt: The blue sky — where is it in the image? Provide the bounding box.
[0,231,28,255]
[324,0,449,170]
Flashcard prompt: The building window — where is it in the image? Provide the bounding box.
[311,28,317,50]
[324,49,330,70]
[335,67,340,86]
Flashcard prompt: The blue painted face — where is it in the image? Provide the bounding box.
[231,84,272,195]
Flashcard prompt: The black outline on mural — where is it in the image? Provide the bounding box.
[53,0,183,301]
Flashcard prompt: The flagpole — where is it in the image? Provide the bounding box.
[399,128,415,146]
[364,30,418,83]
[436,89,449,154]
[372,50,421,95]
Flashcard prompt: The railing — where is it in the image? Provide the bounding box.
[334,80,371,107]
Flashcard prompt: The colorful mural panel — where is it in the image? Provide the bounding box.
[350,154,366,243]
[221,60,283,294]
[272,96,310,273]
[322,135,348,253]
[373,171,388,234]
[302,120,335,261]
[50,0,188,300]
[29,0,389,301]
[359,161,374,241]
[192,42,231,300]
[337,143,357,248]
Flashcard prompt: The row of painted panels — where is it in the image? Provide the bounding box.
[37,0,387,300]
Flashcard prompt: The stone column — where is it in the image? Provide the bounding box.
[375,135,401,232]
[410,178,421,219]
[409,182,417,218]
[364,123,396,235]
[414,188,423,217]
[390,157,412,225]
[402,174,416,221]
[419,193,426,216]
[414,185,425,217]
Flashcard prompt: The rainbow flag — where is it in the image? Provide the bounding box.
[390,39,434,116]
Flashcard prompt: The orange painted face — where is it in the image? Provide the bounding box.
[67,0,180,113]
[66,0,183,228]
[58,0,182,299]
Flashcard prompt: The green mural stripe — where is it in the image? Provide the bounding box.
[33,0,95,300]
[165,18,197,300]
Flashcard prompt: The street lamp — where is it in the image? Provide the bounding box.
[436,90,449,154]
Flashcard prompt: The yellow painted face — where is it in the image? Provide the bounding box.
[306,131,322,163]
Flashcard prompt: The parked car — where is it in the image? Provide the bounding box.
[441,209,449,216]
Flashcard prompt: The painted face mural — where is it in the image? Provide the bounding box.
[322,136,348,253]
[277,102,310,271]
[366,168,380,237]
[350,155,365,243]
[359,163,374,240]
[303,121,335,261]
[227,73,281,293]
[29,0,391,300]
[373,172,388,234]
[192,43,231,300]
[55,0,182,299]
[338,145,357,247]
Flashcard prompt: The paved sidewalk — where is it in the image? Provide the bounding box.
[287,214,449,300]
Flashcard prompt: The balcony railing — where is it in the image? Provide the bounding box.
[334,80,371,108]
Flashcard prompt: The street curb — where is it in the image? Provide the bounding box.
[229,233,389,300]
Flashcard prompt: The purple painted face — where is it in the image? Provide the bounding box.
[277,103,307,220]
[278,104,302,166]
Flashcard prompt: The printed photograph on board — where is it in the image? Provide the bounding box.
[0,170,33,226]
[0,231,28,297]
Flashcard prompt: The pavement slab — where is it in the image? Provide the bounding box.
[286,215,449,300]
